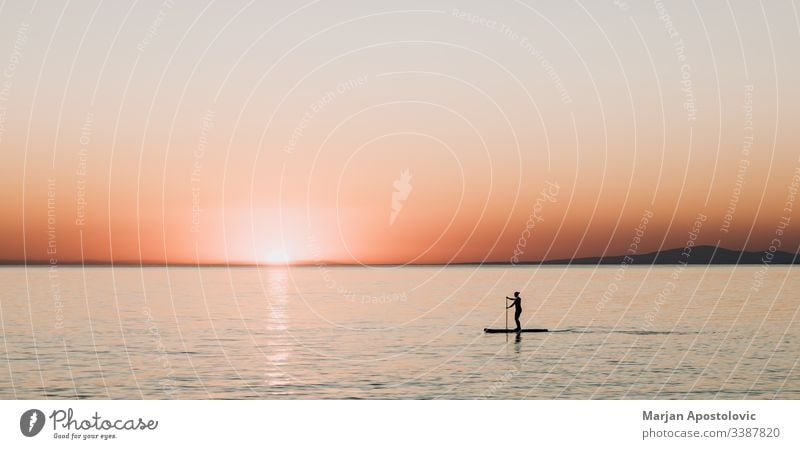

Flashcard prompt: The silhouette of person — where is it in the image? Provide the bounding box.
[506,291,522,332]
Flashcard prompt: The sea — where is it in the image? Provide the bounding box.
[1,265,798,399]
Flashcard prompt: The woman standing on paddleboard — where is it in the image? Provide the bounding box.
[506,292,522,332]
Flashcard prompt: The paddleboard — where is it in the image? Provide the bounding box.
[484,328,548,333]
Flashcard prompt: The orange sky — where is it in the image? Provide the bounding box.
[1,1,799,265]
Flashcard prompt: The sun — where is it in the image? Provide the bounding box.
[264,249,290,265]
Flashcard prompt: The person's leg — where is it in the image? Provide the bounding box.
[514,312,521,331]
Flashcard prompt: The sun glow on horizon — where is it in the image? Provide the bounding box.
[264,249,291,266]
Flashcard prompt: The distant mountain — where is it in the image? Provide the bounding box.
[538,245,798,265]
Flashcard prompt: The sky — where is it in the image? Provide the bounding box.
[1,0,799,265]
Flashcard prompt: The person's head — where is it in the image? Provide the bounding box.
[514,291,520,297]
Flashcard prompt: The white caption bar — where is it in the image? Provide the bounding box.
[1,400,797,448]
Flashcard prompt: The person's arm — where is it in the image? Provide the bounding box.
[507,304,514,309]
[506,296,513,300]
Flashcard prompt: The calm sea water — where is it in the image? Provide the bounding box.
[1,265,798,399]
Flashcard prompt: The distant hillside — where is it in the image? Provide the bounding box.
[538,245,798,265]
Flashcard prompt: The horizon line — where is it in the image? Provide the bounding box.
[1,245,796,267]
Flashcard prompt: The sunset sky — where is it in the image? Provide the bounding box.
[1,0,799,265]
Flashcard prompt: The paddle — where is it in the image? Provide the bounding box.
[505,296,508,340]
